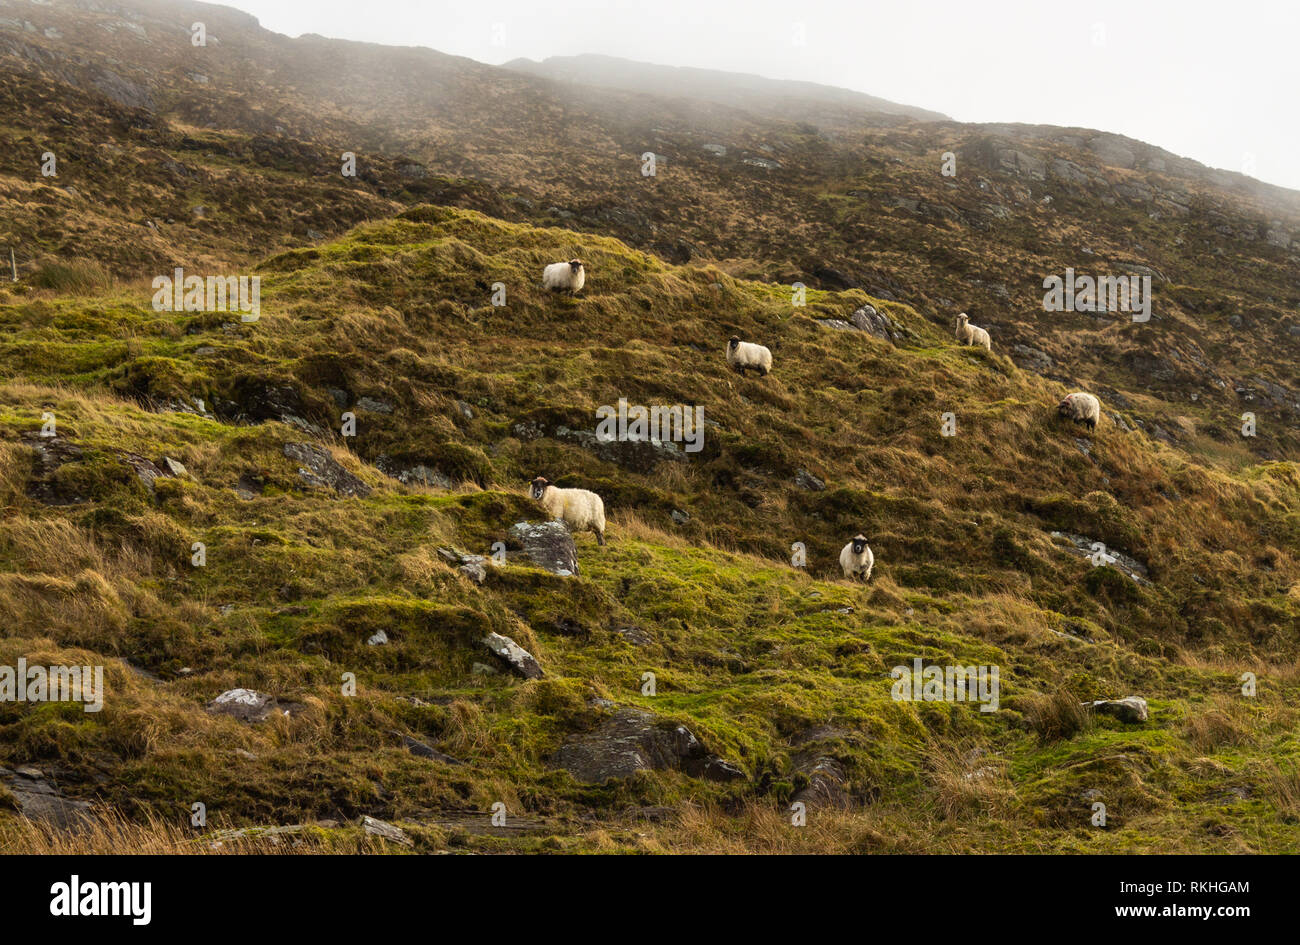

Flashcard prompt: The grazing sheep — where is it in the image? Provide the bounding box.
[1058,392,1101,430]
[839,534,874,581]
[542,259,585,293]
[955,313,992,352]
[530,476,606,545]
[726,335,772,376]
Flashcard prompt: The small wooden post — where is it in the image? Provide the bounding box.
[8,248,16,282]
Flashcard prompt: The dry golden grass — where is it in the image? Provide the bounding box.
[1025,687,1091,742]
[0,808,391,854]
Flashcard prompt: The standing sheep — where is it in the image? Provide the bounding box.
[542,259,585,294]
[1057,392,1102,430]
[530,476,606,545]
[726,335,772,376]
[839,534,875,582]
[955,313,992,352]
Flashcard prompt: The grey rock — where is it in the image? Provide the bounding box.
[670,509,689,525]
[207,688,281,722]
[116,452,165,492]
[283,442,371,497]
[355,396,393,415]
[392,732,462,764]
[550,707,745,784]
[1085,696,1149,724]
[481,631,543,680]
[794,468,826,491]
[1011,344,1053,374]
[459,555,488,585]
[367,629,388,646]
[1050,531,1150,584]
[360,815,413,847]
[849,303,907,343]
[792,756,852,810]
[613,625,652,646]
[0,766,93,830]
[23,435,87,505]
[235,471,265,500]
[508,521,580,576]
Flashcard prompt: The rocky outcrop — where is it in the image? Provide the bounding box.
[507,521,579,576]
[550,706,745,784]
[0,765,93,829]
[815,302,909,345]
[1050,532,1150,585]
[283,443,371,497]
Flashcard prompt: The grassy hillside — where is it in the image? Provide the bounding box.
[1,206,1298,853]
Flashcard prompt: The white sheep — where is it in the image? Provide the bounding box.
[1057,392,1101,430]
[726,335,772,376]
[839,534,875,582]
[542,259,585,293]
[530,476,606,545]
[955,313,992,352]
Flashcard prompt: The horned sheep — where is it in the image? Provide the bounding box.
[955,313,992,352]
[839,534,875,582]
[530,476,606,545]
[726,335,772,376]
[542,259,585,293]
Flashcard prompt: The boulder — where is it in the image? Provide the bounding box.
[360,815,413,847]
[480,631,543,680]
[0,765,93,830]
[792,756,852,810]
[207,688,283,722]
[849,303,907,344]
[1084,696,1149,724]
[392,732,462,765]
[283,443,371,497]
[508,521,579,576]
[550,706,745,784]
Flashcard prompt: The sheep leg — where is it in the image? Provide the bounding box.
[595,529,605,546]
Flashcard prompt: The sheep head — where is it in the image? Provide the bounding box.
[851,534,869,554]
[529,476,550,500]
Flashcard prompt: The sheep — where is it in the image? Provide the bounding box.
[542,259,585,293]
[1057,392,1102,430]
[955,313,992,352]
[530,476,606,545]
[726,335,772,376]
[839,534,875,582]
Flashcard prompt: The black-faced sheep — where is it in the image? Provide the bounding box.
[542,259,585,293]
[726,335,772,376]
[530,476,606,545]
[955,313,992,352]
[839,534,874,581]
[1058,392,1101,430]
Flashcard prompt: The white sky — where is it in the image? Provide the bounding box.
[234,0,1300,193]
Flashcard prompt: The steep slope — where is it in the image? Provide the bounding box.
[2,0,1298,479]
[1,207,1298,852]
